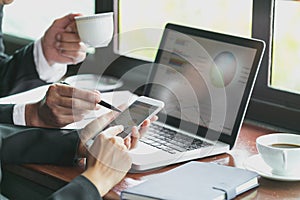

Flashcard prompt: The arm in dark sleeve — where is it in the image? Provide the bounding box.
[0,124,80,166]
[0,125,103,199]
[0,104,14,124]
[46,176,102,200]
[0,43,44,97]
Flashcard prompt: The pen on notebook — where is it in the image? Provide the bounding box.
[60,81,122,113]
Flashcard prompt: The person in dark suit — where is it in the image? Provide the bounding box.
[0,1,100,128]
[0,1,155,198]
[1,111,148,200]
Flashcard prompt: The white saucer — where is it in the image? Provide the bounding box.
[244,154,300,181]
[64,74,123,92]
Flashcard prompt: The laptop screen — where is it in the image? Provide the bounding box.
[144,23,265,147]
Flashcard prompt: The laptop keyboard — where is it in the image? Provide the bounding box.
[139,123,212,154]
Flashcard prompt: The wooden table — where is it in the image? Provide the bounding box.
[4,123,300,199]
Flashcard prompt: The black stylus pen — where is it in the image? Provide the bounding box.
[60,81,122,113]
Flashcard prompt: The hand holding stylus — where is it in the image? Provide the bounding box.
[60,81,121,112]
[25,82,103,128]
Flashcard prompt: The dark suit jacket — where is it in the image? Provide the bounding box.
[0,5,47,124]
[0,124,102,200]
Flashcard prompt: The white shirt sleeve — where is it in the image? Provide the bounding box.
[34,38,67,83]
[13,39,68,125]
[13,104,26,126]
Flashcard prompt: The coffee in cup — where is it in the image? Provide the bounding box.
[75,12,113,48]
[256,133,300,176]
[270,143,300,148]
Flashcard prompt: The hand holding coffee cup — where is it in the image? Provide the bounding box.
[256,133,300,176]
[75,12,113,48]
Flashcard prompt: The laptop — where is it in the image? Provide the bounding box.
[129,23,265,172]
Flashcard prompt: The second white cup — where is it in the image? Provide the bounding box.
[256,133,300,176]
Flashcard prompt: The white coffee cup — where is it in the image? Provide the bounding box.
[256,133,300,176]
[75,12,113,48]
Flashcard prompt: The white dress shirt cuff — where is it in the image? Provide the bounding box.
[34,38,67,83]
[13,104,26,126]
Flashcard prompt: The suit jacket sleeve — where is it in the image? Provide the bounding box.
[0,104,14,124]
[0,124,102,199]
[0,41,42,124]
[0,43,42,97]
[0,124,79,165]
[46,175,102,200]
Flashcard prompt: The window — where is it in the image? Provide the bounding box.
[271,0,300,95]
[103,0,300,132]
[247,0,300,132]
[3,0,95,40]
[114,0,252,62]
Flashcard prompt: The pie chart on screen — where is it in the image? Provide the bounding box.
[210,51,237,88]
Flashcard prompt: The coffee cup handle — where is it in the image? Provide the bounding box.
[283,150,288,171]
